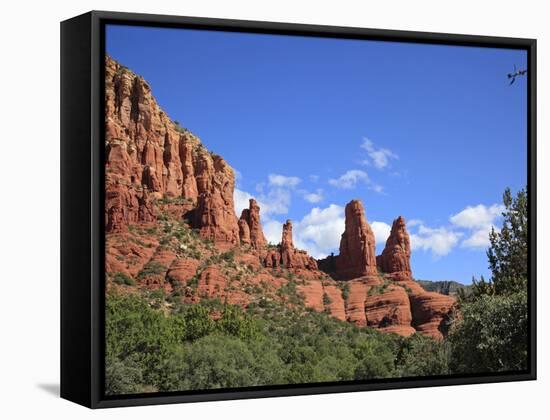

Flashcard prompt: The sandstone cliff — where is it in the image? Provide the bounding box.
[104,56,457,340]
[105,56,239,245]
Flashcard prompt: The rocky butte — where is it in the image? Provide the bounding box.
[104,55,457,340]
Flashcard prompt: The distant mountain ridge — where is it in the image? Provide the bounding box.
[416,280,472,296]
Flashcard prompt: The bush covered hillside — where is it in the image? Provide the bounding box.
[106,291,452,394]
[105,187,529,395]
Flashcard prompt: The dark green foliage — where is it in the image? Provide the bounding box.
[175,334,285,390]
[105,292,454,395]
[221,250,235,262]
[322,293,332,306]
[448,187,528,373]
[337,282,350,301]
[105,293,186,391]
[468,187,528,298]
[276,280,302,306]
[486,187,528,296]
[395,334,451,377]
[105,355,144,395]
[112,272,135,286]
[137,261,167,280]
[449,292,528,373]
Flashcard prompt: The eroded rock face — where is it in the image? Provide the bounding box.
[397,280,455,340]
[365,285,416,337]
[377,216,411,275]
[239,199,267,251]
[334,200,378,279]
[263,220,318,270]
[104,56,240,245]
[104,57,459,340]
[166,258,200,286]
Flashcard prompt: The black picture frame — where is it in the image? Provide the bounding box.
[60,10,537,409]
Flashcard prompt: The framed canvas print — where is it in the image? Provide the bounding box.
[60,11,536,408]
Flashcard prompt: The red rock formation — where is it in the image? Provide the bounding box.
[323,284,346,321]
[397,280,455,339]
[105,232,157,278]
[166,258,200,285]
[344,276,383,327]
[238,218,251,246]
[364,285,416,337]
[104,56,241,244]
[377,216,412,275]
[193,189,240,245]
[197,266,227,298]
[296,280,325,312]
[239,199,267,250]
[263,220,317,270]
[104,57,460,340]
[334,200,378,279]
[137,249,177,292]
[346,280,369,326]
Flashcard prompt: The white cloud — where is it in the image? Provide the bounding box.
[371,221,391,247]
[410,224,462,257]
[263,220,284,245]
[450,204,505,229]
[234,188,254,216]
[450,204,504,249]
[371,184,384,194]
[268,173,301,188]
[303,189,324,203]
[234,187,290,222]
[329,170,368,189]
[461,226,498,249]
[261,188,291,215]
[294,204,346,258]
[361,137,398,169]
[263,204,346,258]
[328,169,383,193]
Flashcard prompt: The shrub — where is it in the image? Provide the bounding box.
[337,282,350,301]
[137,261,167,280]
[112,272,135,286]
[449,291,528,373]
[395,334,451,377]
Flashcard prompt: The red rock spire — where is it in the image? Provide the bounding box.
[334,200,378,279]
[378,216,412,275]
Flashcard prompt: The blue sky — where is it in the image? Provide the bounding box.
[106,24,527,284]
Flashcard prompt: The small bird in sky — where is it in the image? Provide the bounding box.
[508,64,527,85]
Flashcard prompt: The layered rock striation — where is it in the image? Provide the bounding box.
[105,56,239,245]
[104,56,457,340]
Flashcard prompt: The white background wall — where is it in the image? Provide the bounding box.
[0,0,547,418]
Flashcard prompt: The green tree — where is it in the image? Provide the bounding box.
[449,187,529,373]
[486,187,528,295]
[449,293,527,373]
[396,334,451,377]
